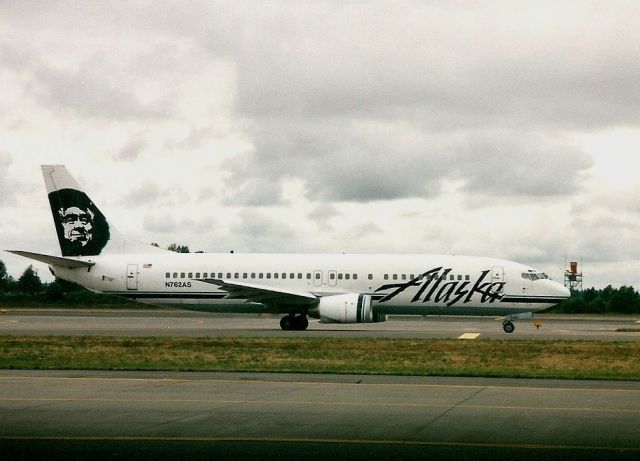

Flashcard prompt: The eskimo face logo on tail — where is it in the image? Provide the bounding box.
[48,189,110,256]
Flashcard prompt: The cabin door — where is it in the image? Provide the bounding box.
[126,264,139,290]
[491,266,504,283]
[490,266,504,294]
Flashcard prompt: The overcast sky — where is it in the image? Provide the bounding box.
[1,1,639,288]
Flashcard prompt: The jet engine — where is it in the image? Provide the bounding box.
[315,293,386,323]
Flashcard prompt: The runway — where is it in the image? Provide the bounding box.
[1,308,640,340]
[1,370,639,460]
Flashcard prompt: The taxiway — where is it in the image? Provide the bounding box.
[0,309,639,340]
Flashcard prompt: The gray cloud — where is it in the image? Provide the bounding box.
[229,209,300,253]
[118,183,189,208]
[35,63,169,120]
[0,153,16,206]
[114,135,147,162]
[198,2,640,130]
[451,134,594,196]
[143,213,180,234]
[0,153,34,208]
[3,2,639,127]
[224,121,593,203]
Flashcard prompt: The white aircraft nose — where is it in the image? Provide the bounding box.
[555,283,571,298]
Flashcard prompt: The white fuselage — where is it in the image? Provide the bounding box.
[53,252,570,317]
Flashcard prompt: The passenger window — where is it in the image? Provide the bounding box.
[180,273,185,278]
[251,273,255,279]
[282,273,286,279]
[384,274,389,280]
[465,275,470,281]
[368,274,373,280]
[298,273,303,279]
[345,274,350,280]
[393,274,398,280]
[196,272,201,278]
[338,274,343,280]
[243,273,247,279]
[219,272,223,278]
[165,272,170,278]
[234,272,239,279]
[290,273,295,279]
[410,274,415,280]
[173,272,178,278]
[450,275,455,281]
[330,273,335,280]
[267,273,271,279]
[203,273,207,278]
[314,273,320,279]
[353,274,357,280]
[274,273,279,279]
[401,274,406,280]
[188,272,193,278]
[259,273,264,279]
[307,273,312,280]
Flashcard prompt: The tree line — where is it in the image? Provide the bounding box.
[1,256,639,313]
[549,286,640,314]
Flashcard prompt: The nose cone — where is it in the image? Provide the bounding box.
[553,282,571,299]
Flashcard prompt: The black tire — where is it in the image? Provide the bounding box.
[293,316,309,331]
[502,321,515,334]
[280,316,293,331]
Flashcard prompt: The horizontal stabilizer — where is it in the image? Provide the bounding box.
[7,250,95,269]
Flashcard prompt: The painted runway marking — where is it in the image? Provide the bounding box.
[458,333,480,339]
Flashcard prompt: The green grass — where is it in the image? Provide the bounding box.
[2,336,640,380]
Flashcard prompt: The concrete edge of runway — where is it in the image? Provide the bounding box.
[3,369,640,391]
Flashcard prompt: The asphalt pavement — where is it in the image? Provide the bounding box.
[1,370,639,460]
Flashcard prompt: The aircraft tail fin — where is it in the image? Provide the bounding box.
[42,165,165,256]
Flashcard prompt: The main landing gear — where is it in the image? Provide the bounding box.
[502,320,515,334]
[280,314,309,331]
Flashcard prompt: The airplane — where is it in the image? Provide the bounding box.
[8,165,570,333]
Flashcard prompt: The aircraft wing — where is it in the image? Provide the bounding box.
[7,250,96,269]
[199,278,319,307]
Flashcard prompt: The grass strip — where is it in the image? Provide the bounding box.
[1,336,639,380]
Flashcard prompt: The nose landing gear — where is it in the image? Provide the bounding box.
[280,314,309,331]
[500,312,533,333]
[502,320,515,334]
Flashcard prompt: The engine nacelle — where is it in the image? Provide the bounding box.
[316,293,386,324]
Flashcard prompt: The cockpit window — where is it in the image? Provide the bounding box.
[522,271,549,281]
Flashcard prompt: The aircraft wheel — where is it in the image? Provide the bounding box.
[293,315,309,331]
[280,316,293,331]
[502,321,515,334]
